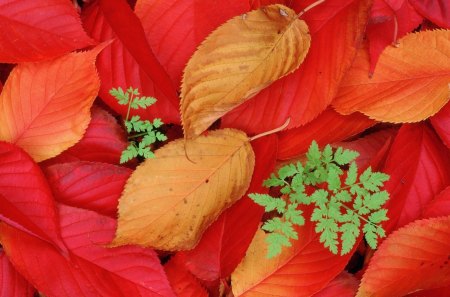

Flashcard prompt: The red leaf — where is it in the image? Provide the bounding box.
[44,161,132,217]
[82,2,180,124]
[182,135,278,281]
[164,254,208,297]
[333,128,397,169]
[0,142,64,251]
[41,105,128,166]
[383,123,450,233]
[409,0,450,28]
[0,0,93,63]
[366,0,423,71]
[312,272,359,297]
[135,0,250,89]
[221,0,372,134]
[357,216,450,297]
[277,108,375,160]
[422,186,450,219]
[431,101,450,149]
[0,205,175,297]
[0,251,35,297]
[405,285,450,297]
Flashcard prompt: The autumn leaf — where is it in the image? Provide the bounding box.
[312,272,359,297]
[181,4,310,139]
[421,187,450,219]
[0,251,35,297]
[113,129,255,250]
[333,30,450,123]
[431,101,450,149]
[0,0,94,63]
[357,216,450,297]
[0,205,175,297]
[409,0,450,28]
[44,161,132,217]
[0,44,105,162]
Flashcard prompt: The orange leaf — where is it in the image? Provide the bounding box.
[113,129,255,251]
[333,30,450,123]
[0,45,105,162]
[181,4,310,139]
[357,216,450,297]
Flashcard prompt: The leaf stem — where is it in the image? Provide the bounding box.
[128,132,148,139]
[298,0,326,17]
[125,92,135,122]
[250,118,290,141]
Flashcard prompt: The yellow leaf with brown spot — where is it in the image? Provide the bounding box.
[333,30,450,123]
[113,129,255,251]
[181,4,310,139]
[0,44,105,162]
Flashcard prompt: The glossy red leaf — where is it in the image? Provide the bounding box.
[0,251,35,297]
[422,186,450,219]
[409,0,450,28]
[164,254,208,297]
[333,128,397,169]
[135,0,250,89]
[312,272,359,297]
[431,101,450,149]
[357,216,450,297]
[82,1,180,124]
[0,0,93,63]
[41,105,128,166]
[0,205,175,297]
[221,0,372,134]
[383,123,450,234]
[0,142,64,251]
[44,161,132,217]
[182,135,278,281]
[277,108,375,160]
[367,0,423,71]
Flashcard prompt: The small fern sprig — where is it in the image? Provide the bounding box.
[249,141,390,258]
[109,87,167,164]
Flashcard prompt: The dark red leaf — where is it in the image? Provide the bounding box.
[0,142,65,251]
[44,161,132,217]
[41,105,128,166]
[431,101,450,149]
[0,0,93,63]
[164,254,208,297]
[0,251,35,297]
[81,2,180,123]
[405,285,450,297]
[409,0,450,28]
[182,135,278,281]
[421,186,450,219]
[383,123,450,234]
[277,108,375,160]
[222,0,372,134]
[0,205,175,297]
[366,0,423,72]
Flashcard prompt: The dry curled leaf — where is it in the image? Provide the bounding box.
[181,4,310,139]
[113,129,255,251]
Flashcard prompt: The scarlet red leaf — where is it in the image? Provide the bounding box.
[383,123,450,234]
[41,105,128,166]
[367,0,423,71]
[409,0,450,28]
[0,0,94,63]
[0,142,64,251]
[0,251,35,297]
[421,186,450,219]
[164,254,208,297]
[222,0,372,134]
[182,135,278,281]
[277,108,375,160]
[312,272,359,297]
[81,2,180,124]
[405,285,450,297]
[44,161,132,217]
[357,216,450,297]
[0,205,175,297]
[431,101,450,149]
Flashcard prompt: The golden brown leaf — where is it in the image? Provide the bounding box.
[332,30,450,123]
[181,4,310,139]
[113,129,255,251]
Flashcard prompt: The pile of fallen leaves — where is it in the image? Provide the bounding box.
[0,0,449,296]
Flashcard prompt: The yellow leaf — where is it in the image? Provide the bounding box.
[333,29,450,123]
[113,129,255,251]
[181,4,310,139]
